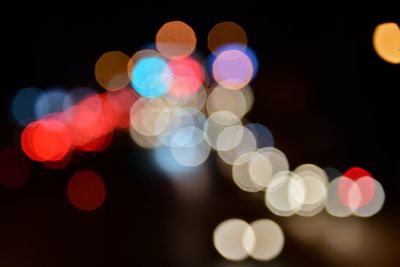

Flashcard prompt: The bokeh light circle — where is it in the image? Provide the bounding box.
[67,170,106,211]
[131,56,172,98]
[156,21,196,59]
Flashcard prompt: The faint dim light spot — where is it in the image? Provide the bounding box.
[41,152,71,169]
[208,22,248,53]
[0,148,30,188]
[131,56,172,98]
[95,51,131,91]
[156,21,197,59]
[154,145,193,174]
[243,219,284,261]
[213,219,252,261]
[167,56,205,99]
[64,86,96,108]
[11,87,44,126]
[373,22,400,64]
[246,123,274,148]
[212,45,256,90]
[67,170,106,211]
[34,88,72,119]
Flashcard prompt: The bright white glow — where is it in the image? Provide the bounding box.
[232,152,264,192]
[204,111,242,150]
[213,219,252,261]
[217,127,257,165]
[243,219,284,261]
[265,171,303,216]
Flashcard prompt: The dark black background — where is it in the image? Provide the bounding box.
[0,14,399,267]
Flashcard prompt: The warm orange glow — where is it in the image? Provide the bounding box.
[95,51,131,91]
[373,22,400,64]
[156,21,197,59]
[208,22,248,52]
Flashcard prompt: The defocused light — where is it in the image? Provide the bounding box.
[67,170,106,211]
[130,97,170,137]
[293,164,328,216]
[325,177,353,217]
[246,123,274,148]
[77,132,113,152]
[129,126,160,149]
[163,86,207,112]
[95,51,131,91]
[206,86,250,118]
[64,87,96,109]
[208,22,248,53]
[65,94,117,146]
[156,21,196,59]
[353,177,385,217]
[131,56,172,98]
[265,171,303,216]
[213,219,252,261]
[204,111,242,150]
[232,151,264,192]
[212,46,254,90]
[248,151,273,189]
[34,88,71,119]
[168,56,205,99]
[217,125,245,151]
[373,22,400,64]
[0,148,30,188]
[154,145,193,173]
[217,126,257,165]
[127,48,159,79]
[339,167,375,209]
[243,219,284,261]
[21,118,72,162]
[257,147,289,180]
[343,167,372,181]
[106,87,138,129]
[170,128,210,167]
[11,87,43,126]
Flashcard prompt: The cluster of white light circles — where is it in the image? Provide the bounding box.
[127,55,385,264]
[213,219,284,261]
